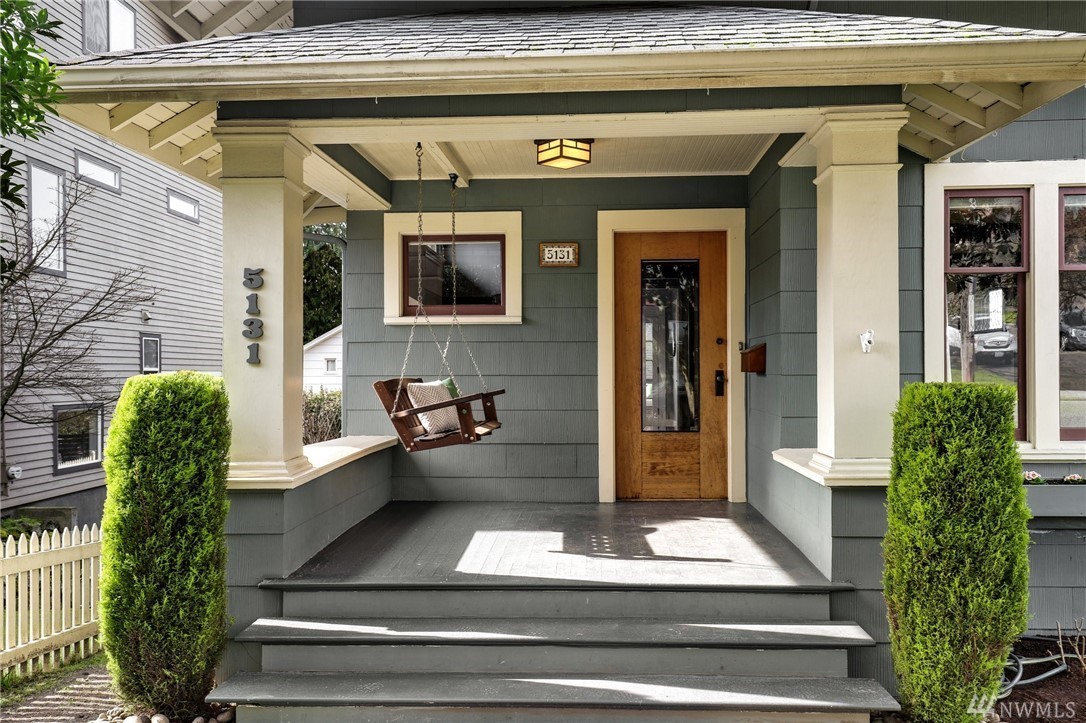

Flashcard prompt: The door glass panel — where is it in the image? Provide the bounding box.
[642,260,699,432]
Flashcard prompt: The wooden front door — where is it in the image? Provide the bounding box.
[616,232,728,499]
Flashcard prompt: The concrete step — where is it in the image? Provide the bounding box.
[265,583,835,621]
[208,672,900,722]
[243,617,871,676]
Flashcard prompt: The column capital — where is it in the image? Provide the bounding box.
[213,125,310,181]
[810,108,909,171]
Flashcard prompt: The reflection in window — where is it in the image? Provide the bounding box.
[56,407,102,470]
[948,193,1026,270]
[405,235,505,315]
[1060,189,1086,439]
[642,260,699,432]
[945,190,1028,439]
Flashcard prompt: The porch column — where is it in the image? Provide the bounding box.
[811,110,909,463]
[214,127,312,485]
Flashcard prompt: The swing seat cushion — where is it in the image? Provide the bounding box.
[407,380,461,435]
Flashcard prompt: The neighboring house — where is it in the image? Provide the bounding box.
[55,2,1085,719]
[0,0,293,526]
[302,325,342,392]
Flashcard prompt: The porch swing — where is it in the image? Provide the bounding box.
[373,144,505,452]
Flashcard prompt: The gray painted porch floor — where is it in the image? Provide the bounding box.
[281,501,830,588]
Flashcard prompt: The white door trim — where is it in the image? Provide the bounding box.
[597,209,748,503]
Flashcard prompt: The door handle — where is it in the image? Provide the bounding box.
[715,370,725,397]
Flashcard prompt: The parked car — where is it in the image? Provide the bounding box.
[1061,311,1086,351]
[946,324,1018,364]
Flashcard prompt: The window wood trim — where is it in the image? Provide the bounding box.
[401,234,507,316]
[944,188,1030,274]
[1059,186,1086,271]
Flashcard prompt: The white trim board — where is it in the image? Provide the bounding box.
[597,209,747,504]
[923,159,1086,456]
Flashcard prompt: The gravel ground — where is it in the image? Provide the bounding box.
[1,663,122,723]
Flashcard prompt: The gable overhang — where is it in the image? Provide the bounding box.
[56,37,1086,199]
[59,40,1086,104]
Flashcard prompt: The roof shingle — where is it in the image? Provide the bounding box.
[60,3,1083,69]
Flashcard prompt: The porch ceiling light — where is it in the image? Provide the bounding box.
[535,138,593,169]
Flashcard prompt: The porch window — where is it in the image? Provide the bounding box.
[383,211,522,325]
[1059,187,1086,440]
[403,234,506,315]
[55,406,103,472]
[28,160,65,272]
[944,189,1028,439]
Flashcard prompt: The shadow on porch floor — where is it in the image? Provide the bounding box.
[282,501,830,588]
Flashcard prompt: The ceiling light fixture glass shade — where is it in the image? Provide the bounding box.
[535,138,593,169]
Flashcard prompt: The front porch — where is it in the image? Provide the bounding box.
[273,500,831,588]
[216,498,897,721]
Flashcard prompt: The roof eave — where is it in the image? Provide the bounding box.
[58,39,1086,104]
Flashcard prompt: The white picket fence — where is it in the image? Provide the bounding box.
[1,525,103,678]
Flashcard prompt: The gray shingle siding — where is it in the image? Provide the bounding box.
[344,176,745,502]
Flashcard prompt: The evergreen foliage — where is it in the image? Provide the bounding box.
[100,372,231,719]
[884,382,1030,723]
[0,0,62,213]
[302,231,343,343]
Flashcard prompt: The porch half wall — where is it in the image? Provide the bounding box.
[344,176,746,502]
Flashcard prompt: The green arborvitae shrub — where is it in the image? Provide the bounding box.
[884,383,1030,723]
[100,372,231,719]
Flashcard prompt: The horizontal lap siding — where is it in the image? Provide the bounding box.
[344,176,744,502]
[3,119,221,513]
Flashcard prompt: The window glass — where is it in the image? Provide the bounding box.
[30,163,64,271]
[76,153,120,190]
[405,235,504,314]
[56,408,102,469]
[167,190,199,221]
[141,335,160,372]
[325,358,337,373]
[948,194,1025,270]
[108,0,135,51]
[83,0,109,53]
[946,274,1023,432]
[1060,191,1086,439]
[642,260,700,432]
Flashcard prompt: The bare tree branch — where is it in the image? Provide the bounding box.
[1,179,157,426]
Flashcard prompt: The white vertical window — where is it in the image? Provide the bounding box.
[141,334,161,373]
[29,162,64,271]
[108,0,135,51]
[325,358,337,373]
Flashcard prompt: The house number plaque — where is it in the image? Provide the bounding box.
[243,267,263,364]
[539,242,579,268]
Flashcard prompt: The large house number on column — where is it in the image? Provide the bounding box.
[242,268,264,364]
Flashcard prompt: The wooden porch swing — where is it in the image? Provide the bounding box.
[374,144,505,452]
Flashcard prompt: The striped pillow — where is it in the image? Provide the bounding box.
[407,380,460,435]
